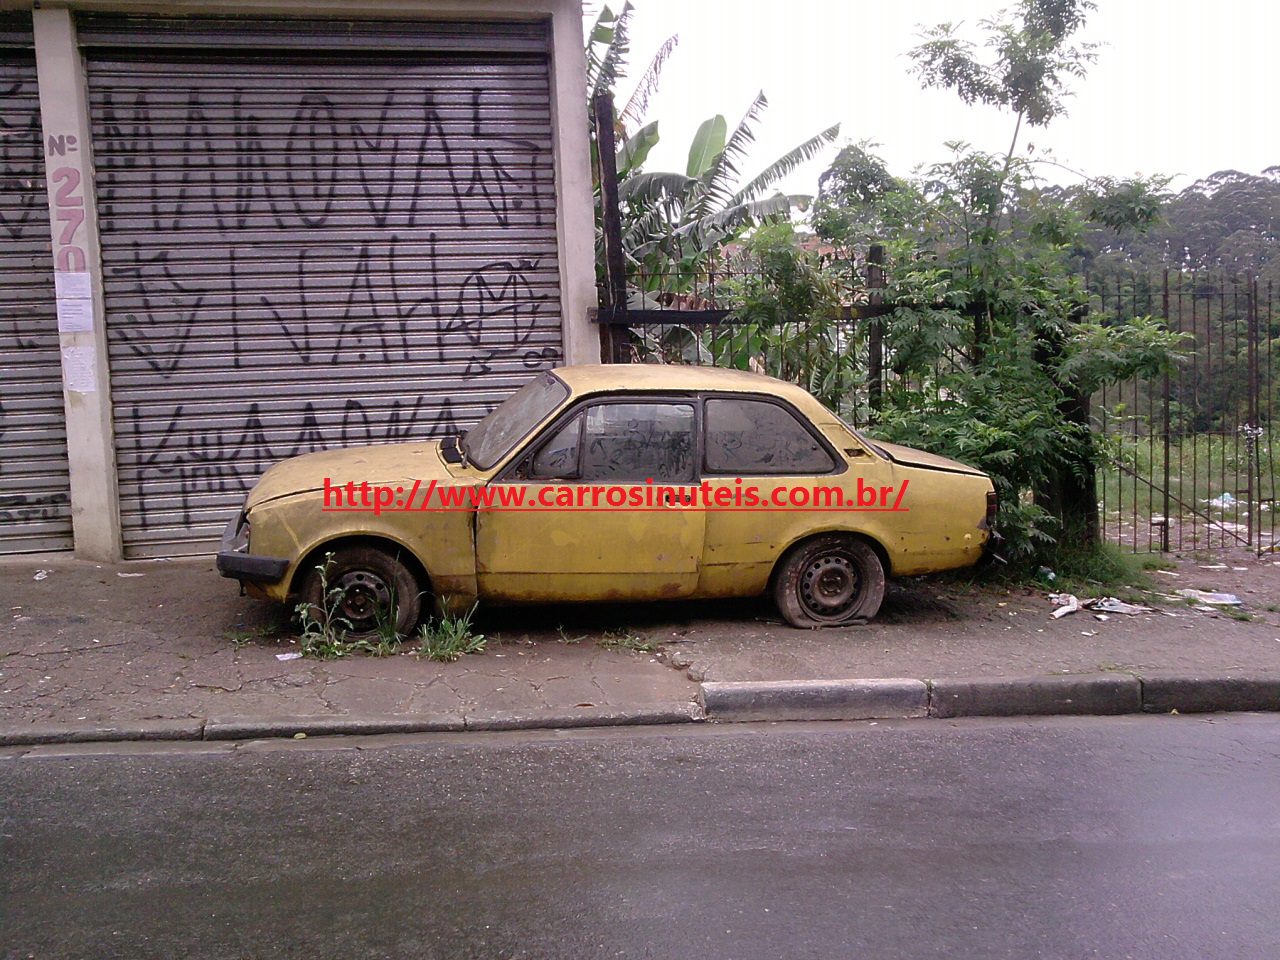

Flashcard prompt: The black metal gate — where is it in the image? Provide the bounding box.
[1093,271,1275,555]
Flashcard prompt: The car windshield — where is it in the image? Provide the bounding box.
[463,373,570,470]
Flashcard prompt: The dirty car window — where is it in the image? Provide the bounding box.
[465,374,569,470]
[579,403,695,482]
[530,415,583,479]
[704,398,834,474]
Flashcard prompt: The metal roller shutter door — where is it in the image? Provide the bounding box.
[81,17,562,557]
[0,15,75,554]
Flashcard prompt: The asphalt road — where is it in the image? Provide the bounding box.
[3,715,1279,960]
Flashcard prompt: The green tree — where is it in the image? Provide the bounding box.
[813,0,1184,563]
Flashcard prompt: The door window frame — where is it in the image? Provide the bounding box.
[497,394,704,485]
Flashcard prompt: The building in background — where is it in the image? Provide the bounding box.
[0,0,596,560]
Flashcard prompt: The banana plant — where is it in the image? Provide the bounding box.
[586,4,840,296]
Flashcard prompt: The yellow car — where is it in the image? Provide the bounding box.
[217,365,994,632]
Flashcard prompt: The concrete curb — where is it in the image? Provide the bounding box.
[5,673,1280,747]
[700,678,928,722]
[0,719,205,746]
[929,674,1141,718]
[0,703,704,748]
[699,673,1280,723]
[1139,674,1280,714]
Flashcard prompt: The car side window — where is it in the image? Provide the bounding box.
[704,397,835,474]
[578,402,696,483]
[529,414,583,479]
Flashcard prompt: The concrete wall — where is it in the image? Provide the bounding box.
[6,0,597,561]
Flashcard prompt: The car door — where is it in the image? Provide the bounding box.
[696,394,847,596]
[474,398,706,602]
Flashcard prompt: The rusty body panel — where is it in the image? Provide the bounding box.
[222,365,994,615]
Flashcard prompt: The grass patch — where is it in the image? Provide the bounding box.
[416,604,487,662]
[223,624,277,649]
[596,629,657,653]
[1004,538,1159,602]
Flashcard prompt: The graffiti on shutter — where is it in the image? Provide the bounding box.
[87,45,563,555]
[1,37,75,553]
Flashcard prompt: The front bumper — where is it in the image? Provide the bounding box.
[215,511,290,586]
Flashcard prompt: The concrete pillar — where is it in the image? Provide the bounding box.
[547,0,601,365]
[32,7,123,561]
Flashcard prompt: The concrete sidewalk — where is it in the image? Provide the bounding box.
[1,557,701,742]
[2,552,1279,743]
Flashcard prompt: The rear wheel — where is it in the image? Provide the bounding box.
[773,535,885,628]
[298,546,422,640]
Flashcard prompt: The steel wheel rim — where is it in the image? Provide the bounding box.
[799,553,860,621]
[335,569,392,628]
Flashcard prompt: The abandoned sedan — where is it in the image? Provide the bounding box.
[217,365,994,632]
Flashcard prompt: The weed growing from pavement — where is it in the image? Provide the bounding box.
[294,553,354,660]
[555,624,585,644]
[596,629,656,653]
[350,593,408,657]
[223,626,268,649]
[416,602,487,662]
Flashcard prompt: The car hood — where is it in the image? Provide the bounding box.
[874,441,987,478]
[245,441,459,509]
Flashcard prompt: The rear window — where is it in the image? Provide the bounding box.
[704,397,835,474]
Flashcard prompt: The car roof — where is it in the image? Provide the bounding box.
[550,363,819,406]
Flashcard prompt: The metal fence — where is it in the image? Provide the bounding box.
[597,265,1278,557]
[1093,272,1276,555]
[594,252,887,428]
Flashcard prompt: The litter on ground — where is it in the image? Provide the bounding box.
[1173,589,1243,607]
[1049,594,1154,618]
[1049,594,1080,619]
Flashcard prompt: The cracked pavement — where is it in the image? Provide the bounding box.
[3,550,1279,732]
[0,557,699,729]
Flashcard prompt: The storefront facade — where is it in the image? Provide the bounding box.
[0,0,595,559]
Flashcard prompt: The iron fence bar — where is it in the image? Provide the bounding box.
[1247,274,1259,552]
[1161,269,1171,552]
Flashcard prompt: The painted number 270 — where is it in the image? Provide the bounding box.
[51,166,87,271]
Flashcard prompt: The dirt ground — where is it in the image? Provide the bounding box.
[650,547,1280,683]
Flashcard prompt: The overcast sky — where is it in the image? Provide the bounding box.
[596,0,1278,197]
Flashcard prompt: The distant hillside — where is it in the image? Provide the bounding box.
[1082,168,1279,284]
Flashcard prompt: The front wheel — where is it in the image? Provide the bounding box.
[298,546,422,640]
[773,535,886,628]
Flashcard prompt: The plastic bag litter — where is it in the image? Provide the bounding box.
[1090,597,1155,615]
[1049,594,1080,619]
[1206,492,1237,508]
[32,570,50,582]
[276,652,303,661]
[1049,595,1153,618]
[1174,588,1242,606]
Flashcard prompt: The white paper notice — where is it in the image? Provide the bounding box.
[54,271,92,300]
[60,345,98,394]
[56,297,95,333]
